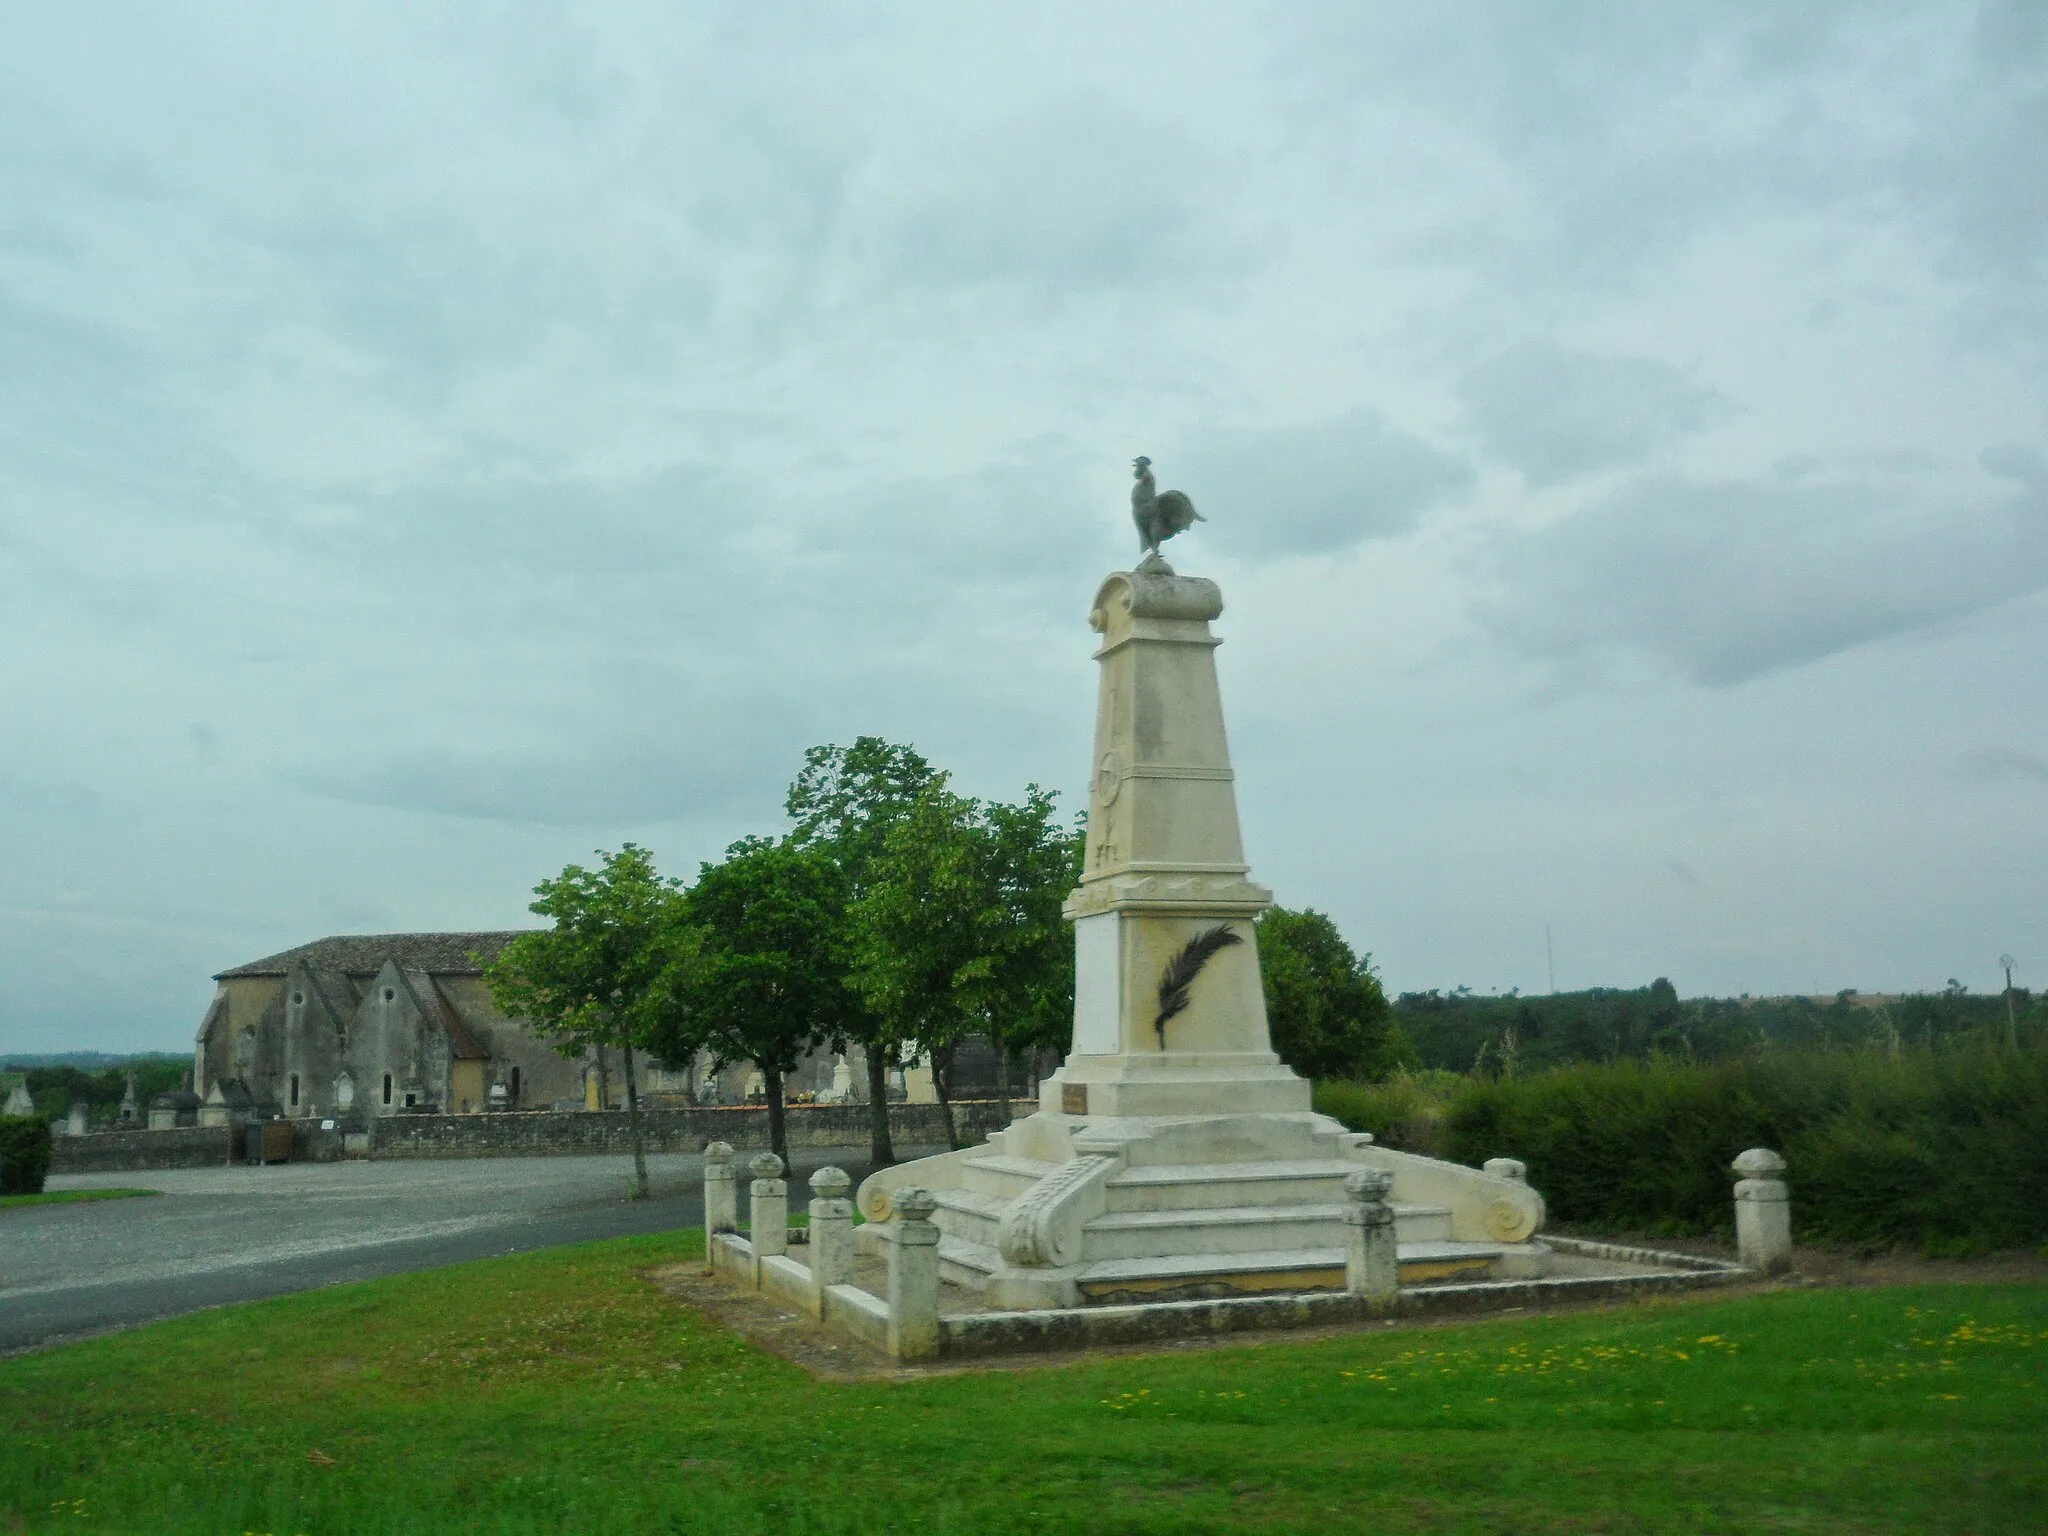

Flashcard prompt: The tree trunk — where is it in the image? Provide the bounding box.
[931,1042,959,1151]
[865,1044,895,1168]
[995,1040,1011,1121]
[765,1062,788,1173]
[594,1045,612,1111]
[621,1041,649,1200]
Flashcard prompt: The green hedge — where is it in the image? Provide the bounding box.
[1312,1072,1463,1156]
[1426,1046,2048,1255]
[0,1114,53,1196]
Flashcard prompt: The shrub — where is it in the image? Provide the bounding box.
[1438,1045,2048,1254]
[1314,1071,1463,1156]
[0,1114,54,1196]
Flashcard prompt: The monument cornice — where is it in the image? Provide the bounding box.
[1063,868,1275,921]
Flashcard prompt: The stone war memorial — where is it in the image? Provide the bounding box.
[709,458,1758,1359]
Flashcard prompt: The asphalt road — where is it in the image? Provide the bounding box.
[0,1149,901,1355]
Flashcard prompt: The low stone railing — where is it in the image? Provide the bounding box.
[705,1142,1787,1363]
[706,1147,910,1356]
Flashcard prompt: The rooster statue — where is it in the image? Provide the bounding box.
[1130,456,1204,557]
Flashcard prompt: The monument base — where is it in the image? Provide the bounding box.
[1039,1051,1313,1118]
[857,1100,1553,1312]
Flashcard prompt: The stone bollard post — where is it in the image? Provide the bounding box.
[807,1166,855,1318]
[886,1187,942,1360]
[1344,1168,1399,1310]
[703,1142,737,1236]
[749,1153,788,1284]
[1731,1148,1792,1275]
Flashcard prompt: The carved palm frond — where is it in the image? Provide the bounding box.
[1154,924,1243,1045]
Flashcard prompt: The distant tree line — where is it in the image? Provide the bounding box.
[1394,980,2043,1078]
[486,735,1407,1194]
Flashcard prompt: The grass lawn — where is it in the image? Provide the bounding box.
[0,1188,157,1210]
[0,1232,2041,1534]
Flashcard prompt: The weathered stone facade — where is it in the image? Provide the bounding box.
[190,932,1024,1125]
[192,933,588,1119]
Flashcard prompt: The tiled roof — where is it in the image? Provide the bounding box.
[216,932,531,980]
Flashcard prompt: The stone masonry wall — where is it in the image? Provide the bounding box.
[364,1101,1013,1159]
[49,1102,1017,1173]
[50,1126,233,1174]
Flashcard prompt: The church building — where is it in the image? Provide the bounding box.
[192,930,1013,1123]
[192,933,588,1119]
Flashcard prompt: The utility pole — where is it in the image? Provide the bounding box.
[1999,954,2019,1050]
[1546,922,1556,995]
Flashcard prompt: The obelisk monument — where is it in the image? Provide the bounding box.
[1038,465,1311,1120]
[852,458,1548,1310]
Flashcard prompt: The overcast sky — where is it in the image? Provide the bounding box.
[3,3,2044,1054]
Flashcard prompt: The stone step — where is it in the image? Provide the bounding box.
[1079,1200,1455,1260]
[938,1233,998,1292]
[1397,1240,1525,1285]
[1115,1124,1343,1169]
[929,1187,1008,1248]
[1073,1240,1518,1302]
[1392,1203,1455,1242]
[959,1154,1058,1199]
[1082,1202,1348,1261]
[1101,1158,1357,1212]
[1077,1247,1343,1300]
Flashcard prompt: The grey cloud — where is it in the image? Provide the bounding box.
[286,744,757,828]
[1173,409,1475,557]
[0,770,102,818]
[1961,746,2048,786]
[4,4,2048,1049]
[1480,464,2048,684]
[851,92,1259,299]
[282,704,810,829]
[1982,443,2048,488]
[1281,6,1897,273]
[1277,2,2047,347]
[1460,346,1726,486]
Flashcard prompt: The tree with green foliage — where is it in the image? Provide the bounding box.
[977,791,1084,1107]
[485,844,689,1200]
[784,737,940,1165]
[1255,905,1412,1082]
[850,782,1081,1143]
[1393,980,2041,1074]
[682,836,851,1172]
[847,785,983,1148]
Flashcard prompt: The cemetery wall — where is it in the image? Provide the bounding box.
[47,1102,1015,1172]
[365,1101,1011,1159]
[50,1125,232,1173]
